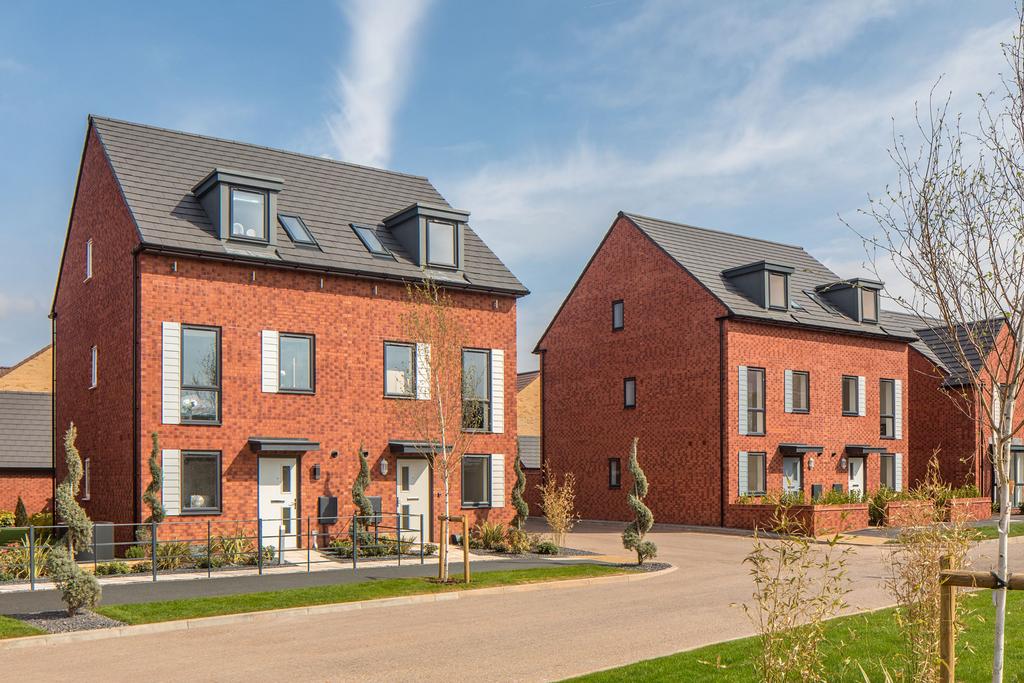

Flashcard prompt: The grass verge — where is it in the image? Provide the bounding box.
[569,590,1024,681]
[970,522,1024,541]
[0,615,44,640]
[96,564,631,625]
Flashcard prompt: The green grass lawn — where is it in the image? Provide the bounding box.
[570,591,1024,682]
[96,563,630,625]
[0,528,28,545]
[0,615,44,639]
[971,522,1024,541]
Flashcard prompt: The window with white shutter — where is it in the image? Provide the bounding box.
[416,343,431,400]
[490,454,505,507]
[162,322,182,425]
[162,449,181,516]
[261,330,279,393]
[491,349,504,433]
[738,366,748,435]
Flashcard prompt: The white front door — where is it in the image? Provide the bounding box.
[396,458,431,544]
[782,457,802,494]
[848,457,866,497]
[259,457,298,550]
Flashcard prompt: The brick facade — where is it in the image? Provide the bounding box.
[53,125,520,543]
[53,127,140,527]
[0,471,52,514]
[539,215,910,529]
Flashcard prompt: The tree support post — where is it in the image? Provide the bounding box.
[939,555,955,683]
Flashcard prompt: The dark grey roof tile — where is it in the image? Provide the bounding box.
[0,392,52,470]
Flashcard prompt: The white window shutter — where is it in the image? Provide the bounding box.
[416,343,431,400]
[491,349,504,434]
[784,370,793,414]
[737,366,748,435]
[490,454,505,507]
[261,330,279,393]
[162,449,181,516]
[894,452,904,492]
[738,452,749,496]
[857,376,866,416]
[894,379,903,439]
[161,322,181,425]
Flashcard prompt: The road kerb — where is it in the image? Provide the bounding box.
[0,564,676,650]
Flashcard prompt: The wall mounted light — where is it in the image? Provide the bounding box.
[312,463,321,481]
[839,457,848,471]
[379,459,389,476]
[171,261,178,273]
[251,270,257,282]
[807,457,815,470]
[319,276,324,289]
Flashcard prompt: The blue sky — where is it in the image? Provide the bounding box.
[0,0,1014,370]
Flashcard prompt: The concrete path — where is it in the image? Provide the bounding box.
[4,520,1022,682]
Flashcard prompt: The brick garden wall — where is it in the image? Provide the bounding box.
[53,126,140,527]
[538,215,728,526]
[138,253,519,542]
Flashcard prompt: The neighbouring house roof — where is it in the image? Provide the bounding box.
[884,311,1004,387]
[621,212,917,341]
[0,345,52,393]
[88,116,527,296]
[517,370,540,393]
[0,391,53,470]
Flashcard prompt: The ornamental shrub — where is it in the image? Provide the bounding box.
[0,511,14,528]
[143,432,165,524]
[622,437,657,565]
[534,540,559,555]
[511,457,529,529]
[351,447,374,518]
[47,546,100,616]
[14,496,28,527]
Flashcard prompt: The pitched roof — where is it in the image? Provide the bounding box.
[90,116,527,296]
[885,311,1004,386]
[0,345,52,393]
[622,212,915,340]
[0,391,52,470]
[517,370,540,392]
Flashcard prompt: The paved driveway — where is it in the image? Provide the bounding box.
[3,521,1020,682]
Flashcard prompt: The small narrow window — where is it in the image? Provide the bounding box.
[880,454,896,489]
[281,465,292,494]
[279,333,314,393]
[461,455,491,507]
[624,377,636,409]
[279,214,316,245]
[842,375,859,416]
[768,272,787,309]
[85,239,93,281]
[612,300,624,331]
[89,346,98,388]
[792,371,810,413]
[229,188,267,241]
[385,343,416,397]
[401,465,411,492]
[746,368,765,434]
[880,379,895,437]
[352,224,390,256]
[861,289,878,322]
[82,458,91,501]
[426,221,457,268]
[462,349,491,430]
[746,452,767,495]
[609,458,622,488]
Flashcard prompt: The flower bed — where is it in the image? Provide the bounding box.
[945,497,992,523]
[883,499,934,527]
[726,503,869,536]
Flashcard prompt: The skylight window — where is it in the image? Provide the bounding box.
[279,214,316,245]
[352,224,390,256]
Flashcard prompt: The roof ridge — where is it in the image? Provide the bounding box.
[0,344,51,374]
[621,211,811,253]
[89,115,435,184]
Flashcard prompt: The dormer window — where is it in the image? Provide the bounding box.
[768,272,788,310]
[230,188,267,241]
[861,288,878,323]
[427,220,457,268]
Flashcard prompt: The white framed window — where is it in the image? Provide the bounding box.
[89,345,98,388]
[85,239,93,281]
[82,458,91,500]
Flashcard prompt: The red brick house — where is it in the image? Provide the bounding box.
[51,116,527,546]
[535,212,912,528]
[894,314,1021,502]
[0,346,55,515]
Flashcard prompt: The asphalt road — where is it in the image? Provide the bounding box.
[3,521,1020,682]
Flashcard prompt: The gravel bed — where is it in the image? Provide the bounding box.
[13,610,124,634]
[615,561,672,573]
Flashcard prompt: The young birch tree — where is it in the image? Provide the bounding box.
[402,278,482,582]
[859,11,1024,679]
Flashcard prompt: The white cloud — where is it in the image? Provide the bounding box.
[0,293,41,320]
[0,57,26,74]
[443,4,1014,368]
[326,0,432,168]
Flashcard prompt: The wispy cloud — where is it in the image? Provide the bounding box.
[0,57,26,74]
[443,2,1013,367]
[0,292,41,320]
[326,0,432,167]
